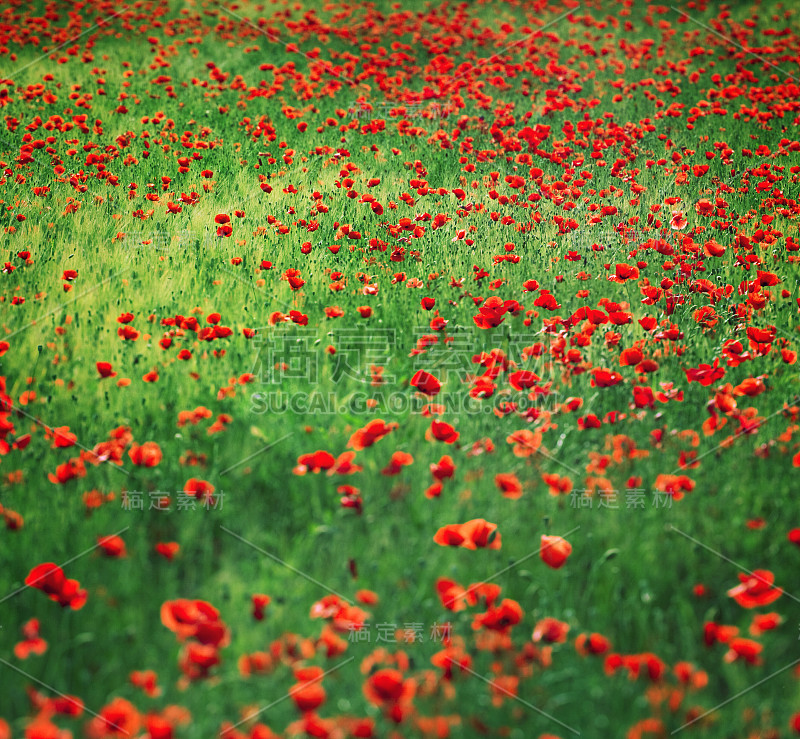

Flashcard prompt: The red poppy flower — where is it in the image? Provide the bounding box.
[348,419,398,450]
[128,441,162,467]
[685,359,725,386]
[363,669,414,707]
[381,450,414,475]
[576,633,611,656]
[473,296,511,329]
[183,478,215,503]
[614,263,639,281]
[724,638,763,665]
[430,454,455,481]
[295,450,336,474]
[435,578,471,612]
[129,670,161,698]
[25,563,87,610]
[85,697,141,738]
[506,429,542,457]
[14,618,47,659]
[532,618,570,644]
[160,599,229,647]
[473,598,523,632]
[540,535,572,569]
[542,473,573,496]
[495,472,523,499]
[118,325,140,340]
[703,621,739,646]
[433,518,501,550]
[619,348,643,366]
[426,419,459,444]
[591,369,624,388]
[670,211,687,229]
[48,458,87,484]
[250,594,270,621]
[98,534,127,558]
[508,370,540,390]
[47,426,77,449]
[291,680,326,713]
[726,570,782,608]
[155,542,179,560]
[410,370,441,396]
[750,612,781,636]
[96,361,117,378]
[179,641,221,680]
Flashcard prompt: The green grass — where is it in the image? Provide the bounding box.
[1,0,800,737]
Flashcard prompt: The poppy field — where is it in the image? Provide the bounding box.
[3,0,800,736]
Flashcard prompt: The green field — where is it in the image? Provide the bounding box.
[1,0,800,737]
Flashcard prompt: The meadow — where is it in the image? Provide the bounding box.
[1,0,800,736]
